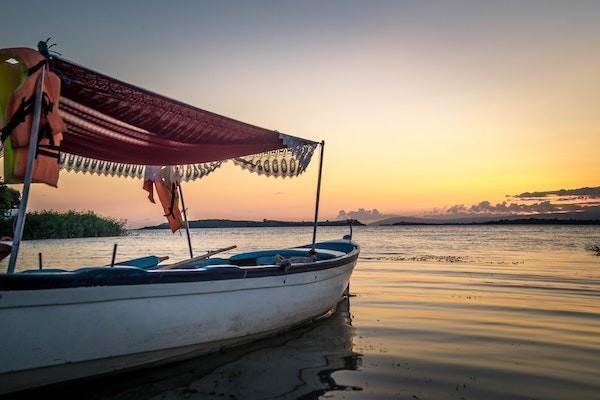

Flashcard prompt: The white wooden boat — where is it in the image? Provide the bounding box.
[0,239,358,393]
[0,44,359,394]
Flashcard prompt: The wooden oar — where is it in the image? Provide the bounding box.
[160,245,237,270]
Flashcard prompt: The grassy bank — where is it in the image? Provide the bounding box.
[0,210,127,240]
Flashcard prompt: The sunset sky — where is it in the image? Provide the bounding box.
[2,1,599,227]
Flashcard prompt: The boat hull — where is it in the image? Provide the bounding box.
[0,255,356,394]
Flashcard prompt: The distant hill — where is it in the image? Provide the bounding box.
[388,218,600,226]
[370,216,436,225]
[141,219,364,230]
[371,206,600,225]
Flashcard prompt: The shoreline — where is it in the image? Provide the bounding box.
[139,219,363,230]
[139,218,600,230]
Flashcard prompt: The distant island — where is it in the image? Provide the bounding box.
[141,219,363,230]
[139,215,600,229]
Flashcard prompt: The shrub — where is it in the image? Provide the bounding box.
[0,210,127,240]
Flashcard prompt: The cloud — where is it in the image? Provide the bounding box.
[341,186,600,221]
[433,185,600,216]
[337,208,396,222]
[445,199,598,215]
[446,200,564,214]
[513,186,600,199]
[446,204,467,214]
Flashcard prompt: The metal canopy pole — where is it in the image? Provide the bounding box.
[7,68,46,274]
[311,141,325,252]
[178,183,194,258]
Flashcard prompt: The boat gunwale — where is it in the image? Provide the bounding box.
[1,265,355,310]
[0,244,359,291]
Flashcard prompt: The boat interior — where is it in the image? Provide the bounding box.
[0,240,358,289]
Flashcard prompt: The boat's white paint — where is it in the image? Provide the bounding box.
[0,251,356,394]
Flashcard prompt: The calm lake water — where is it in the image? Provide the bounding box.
[4,226,600,399]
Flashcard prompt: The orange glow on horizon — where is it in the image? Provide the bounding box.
[2,2,599,227]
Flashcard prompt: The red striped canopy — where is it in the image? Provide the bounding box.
[49,57,317,166]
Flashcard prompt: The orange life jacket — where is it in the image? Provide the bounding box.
[154,180,184,233]
[143,166,184,233]
[0,47,65,187]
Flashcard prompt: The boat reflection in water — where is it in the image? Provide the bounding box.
[16,297,361,400]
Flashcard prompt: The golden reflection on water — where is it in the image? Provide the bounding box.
[344,254,600,400]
